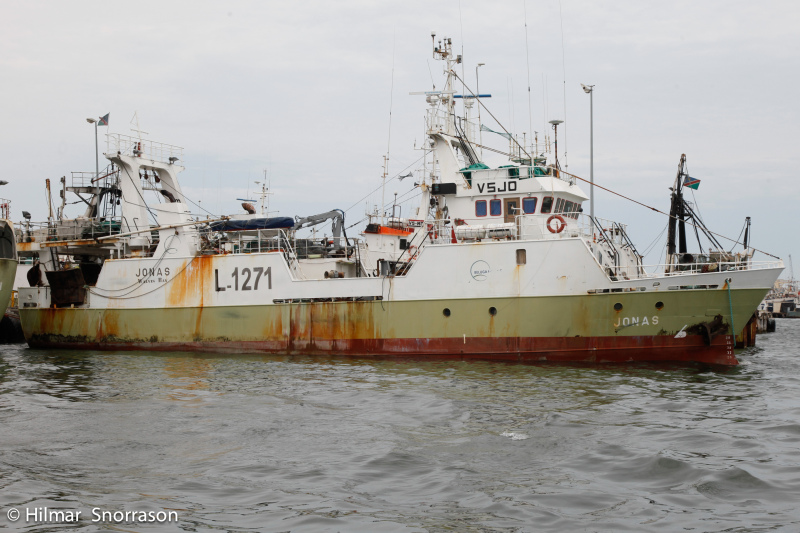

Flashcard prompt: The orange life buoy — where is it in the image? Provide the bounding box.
[547,214,566,234]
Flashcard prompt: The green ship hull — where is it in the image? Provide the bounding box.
[21,288,766,365]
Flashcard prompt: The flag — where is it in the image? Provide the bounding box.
[683,176,700,190]
[98,113,109,126]
[480,124,512,140]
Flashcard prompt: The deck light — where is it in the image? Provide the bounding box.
[549,120,564,170]
[86,118,99,181]
[582,84,595,221]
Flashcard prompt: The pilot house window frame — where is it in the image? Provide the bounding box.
[475,200,487,217]
[490,199,502,216]
[522,197,537,214]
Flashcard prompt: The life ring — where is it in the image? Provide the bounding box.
[547,215,566,234]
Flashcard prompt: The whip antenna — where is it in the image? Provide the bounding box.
[524,0,534,159]
[559,0,569,169]
[381,32,397,226]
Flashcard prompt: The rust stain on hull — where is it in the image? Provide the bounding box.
[24,332,737,365]
[21,291,752,366]
[165,255,212,308]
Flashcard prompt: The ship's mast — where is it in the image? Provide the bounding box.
[666,154,688,272]
[255,170,273,216]
[433,34,459,136]
[380,154,388,226]
[665,154,725,272]
[416,35,470,185]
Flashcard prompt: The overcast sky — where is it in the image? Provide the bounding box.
[2,1,798,272]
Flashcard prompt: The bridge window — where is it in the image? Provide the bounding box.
[490,199,502,216]
[565,201,578,218]
[522,197,537,214]
[555,198,564,213]
[475,200,487,217]
[541,196,553,214]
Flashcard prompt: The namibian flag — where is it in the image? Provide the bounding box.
[683,176,700,190]
[98,113,109,126]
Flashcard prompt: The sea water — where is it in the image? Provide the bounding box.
[1,320,799,532]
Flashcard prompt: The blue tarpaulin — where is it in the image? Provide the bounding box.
[209,217,295,232]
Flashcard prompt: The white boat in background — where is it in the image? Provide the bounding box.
[759,272,799,318]
[14,38,783,365]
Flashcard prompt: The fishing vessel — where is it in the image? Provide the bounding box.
[761,294,799,319]
[0,199,18,323]
[17,39,783,365]
[759,264,799,318]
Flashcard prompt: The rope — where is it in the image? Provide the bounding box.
[447,69,778,260]
[344,188,423,231]
[342,152,427,215]
[121,166,159,222]
[88,241,199,300]
[452,72,532,161]
[301,156,426,236]
[641,223,668,257]
[86,233,185,295]
[728,218,748,254]
[156,174,219,218]
[554,167,780,260]
[726,278,736,339]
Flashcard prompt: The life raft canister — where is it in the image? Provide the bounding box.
[546,214,566,234]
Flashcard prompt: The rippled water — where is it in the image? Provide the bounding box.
[1,320,800,532]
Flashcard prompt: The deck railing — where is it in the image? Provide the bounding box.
[438,213,629,246]
[419,214,781,279]
[614,260,784,280]
[220,229,358,259]
[70,170,119,188]
[106,133,184,165]
[0,198,10,220]
[16,217,125,243]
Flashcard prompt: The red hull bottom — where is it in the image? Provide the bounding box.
[26,333,738,366]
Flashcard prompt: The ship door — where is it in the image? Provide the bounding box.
[504,197,521,223]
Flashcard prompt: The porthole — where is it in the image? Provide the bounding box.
[443,308,451,317]
[613,303,623,311]
[655,301,664,310]
[489,306,497,316]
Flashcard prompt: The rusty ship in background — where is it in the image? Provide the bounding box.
[16,38,784,365]
[0,198,18,328]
